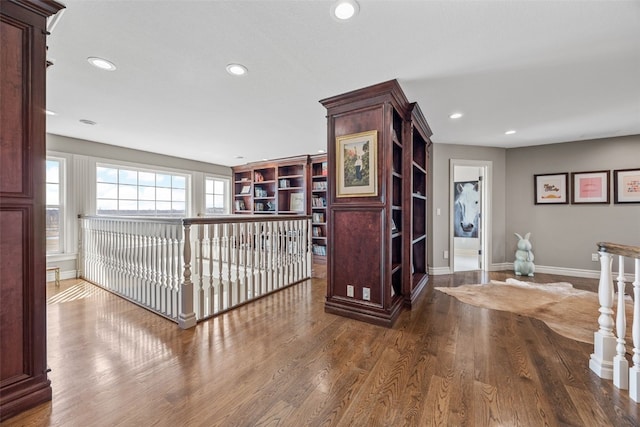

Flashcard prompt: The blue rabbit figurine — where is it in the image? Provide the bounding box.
[514,232,535,277]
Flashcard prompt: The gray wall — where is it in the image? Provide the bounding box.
[506,135,640,271]
[430,143,507,270]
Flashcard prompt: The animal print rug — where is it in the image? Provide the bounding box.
[435,278,633,346]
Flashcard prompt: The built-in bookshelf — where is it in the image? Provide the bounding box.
[403,102,432,308]
[391,110,403,299]
[310,155,328,261]
[320,79,432,327]
[232,156,309,214]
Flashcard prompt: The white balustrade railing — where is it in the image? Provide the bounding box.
[184,216,311,321]
[79,215,312,329]
[590,242,640,401]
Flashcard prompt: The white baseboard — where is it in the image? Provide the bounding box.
[491,263,635,282]
[489,262,512,271]
[429,266,452,276]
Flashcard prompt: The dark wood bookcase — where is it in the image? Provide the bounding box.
[232,155,309,215]
[403,102,433,308]
[310,154,328,262]
[320,80,432,327]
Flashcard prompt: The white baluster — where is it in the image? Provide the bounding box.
[242,222,249,302]
[208,224,215,316]
[256,222,263,296]
[196,224,204,319]
[590,251,616,379]
[630,258,640,402]
[235,223,241,305]
[613,255,628,389]
[179,222,196,329]
[226,223,232,308]
[159,225,167,315]
[217,223,224,311]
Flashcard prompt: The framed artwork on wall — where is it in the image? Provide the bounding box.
[534,173,568,204]
[336,130,377,197]
[571,170,610,204]
[290,192,305,212]
[613,168,640,204]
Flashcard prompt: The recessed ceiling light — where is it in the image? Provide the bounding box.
[226,63,248,76]
[235,155,244,159]
[449,112,463,119]
[318,149,326,153]
[87,57,117,71]
[331,0,359,21]
[505,130,516,135]
[79,119,96,125]
[45,109,56,116]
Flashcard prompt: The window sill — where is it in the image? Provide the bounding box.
[46,253,78,263]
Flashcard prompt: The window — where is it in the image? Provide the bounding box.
[46,158,64,253]
[205,177,229,214]
[96,165,188,216]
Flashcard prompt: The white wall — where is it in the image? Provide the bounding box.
[46,134,232,279]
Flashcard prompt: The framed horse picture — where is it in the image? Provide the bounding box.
[454,181,480,237]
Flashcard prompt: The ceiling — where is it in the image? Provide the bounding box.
[45,0,640,167]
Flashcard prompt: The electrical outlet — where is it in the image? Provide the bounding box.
[444,250,449,259]
[592,253,599,262]
[347,285,354,297]
[362,287,370,301]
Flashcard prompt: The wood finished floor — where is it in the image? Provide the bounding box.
[3,271,640,426]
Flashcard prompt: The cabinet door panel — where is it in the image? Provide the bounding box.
[331,209,383,304]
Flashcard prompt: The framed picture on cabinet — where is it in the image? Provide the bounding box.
[571,170,610,204]
[613,168,640,203]
[534,173,568,204]
[336,130,378,197]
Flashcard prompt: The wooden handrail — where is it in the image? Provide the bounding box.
[598,242,640,259]
[183,214,310,226]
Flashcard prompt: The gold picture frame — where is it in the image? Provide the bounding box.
[336,130,377,197]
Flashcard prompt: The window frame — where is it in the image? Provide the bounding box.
[204,175,231,215]
[95,162,191,217]
[45,156,65,254]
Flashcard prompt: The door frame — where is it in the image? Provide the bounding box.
[449,159,492,272]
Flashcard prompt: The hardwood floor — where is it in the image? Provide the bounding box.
[3,271,639,426]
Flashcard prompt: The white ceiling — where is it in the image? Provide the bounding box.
[45,0,640,167]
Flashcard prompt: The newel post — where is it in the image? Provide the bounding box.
[178,222,197,329]
[589,249,616,379]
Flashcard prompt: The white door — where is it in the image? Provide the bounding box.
[450,160,491,272]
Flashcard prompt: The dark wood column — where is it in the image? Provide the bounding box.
[0,0,65,421]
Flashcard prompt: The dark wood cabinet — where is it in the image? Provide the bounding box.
[320,80,431,327]
[1,0,65,421]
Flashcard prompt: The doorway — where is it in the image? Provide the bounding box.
[450,160,491,272]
